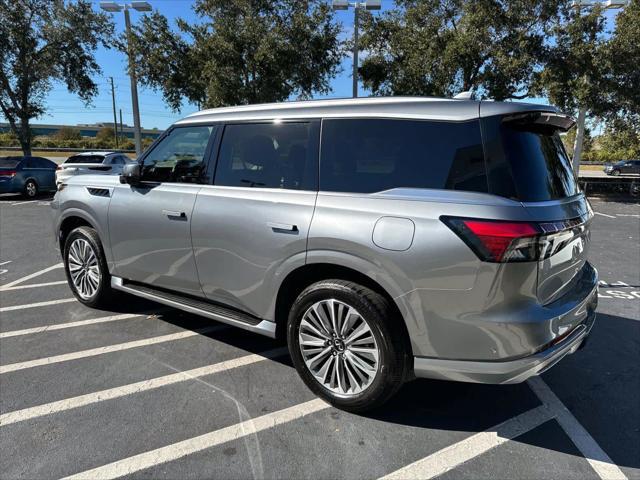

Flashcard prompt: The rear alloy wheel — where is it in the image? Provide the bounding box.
[23,180,38,198]
[63,226,113,307]
[288,280,409,412]
[299,299,380,396]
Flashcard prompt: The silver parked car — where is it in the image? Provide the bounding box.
[55,151,134,186]
[52,98,597,411]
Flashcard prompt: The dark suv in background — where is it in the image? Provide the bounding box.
[604,160,640,176]
[0,156,57,197]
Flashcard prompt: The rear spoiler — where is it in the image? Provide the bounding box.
[501,112,576,132]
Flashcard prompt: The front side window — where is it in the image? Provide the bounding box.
[319,119,487,194]
[214,122,318,190]
[141,126,215,183]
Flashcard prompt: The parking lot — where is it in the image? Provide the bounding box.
[0,193,638,480]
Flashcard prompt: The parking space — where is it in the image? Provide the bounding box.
[0,196,638,479]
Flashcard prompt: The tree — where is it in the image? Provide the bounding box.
[0,0,113,155]
[127,0,344,111]
[54,126,82,141]
[358,0,563,99]
[96,126,116,142]
[601,0,640,130]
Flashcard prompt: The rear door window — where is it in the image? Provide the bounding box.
[319,119,487,194]
[214,122,318,190]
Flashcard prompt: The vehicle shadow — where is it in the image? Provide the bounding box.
[0,193,55,202]
[120,302,640,472]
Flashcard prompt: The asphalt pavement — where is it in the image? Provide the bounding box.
[0,192,638,480]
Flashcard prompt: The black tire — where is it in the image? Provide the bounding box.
[611,169,621,176]
[63,226,113,308]
[287,280,409,412]
[23,179,38,198]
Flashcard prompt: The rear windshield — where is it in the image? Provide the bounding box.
[481,115,578,202]
[64,155,105,164]
[319,119,487,194]
[0,157,21,168]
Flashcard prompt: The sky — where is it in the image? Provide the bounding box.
[21,1,623,131]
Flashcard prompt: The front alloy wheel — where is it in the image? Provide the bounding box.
[67,238,101,299]
[63,226,113,307]
[299,299,380,396]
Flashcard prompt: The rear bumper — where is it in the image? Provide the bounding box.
[413,291,597,384]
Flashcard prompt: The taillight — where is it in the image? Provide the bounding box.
[442,216,588,263]
[0,170,17,178]
[56,166,63,170]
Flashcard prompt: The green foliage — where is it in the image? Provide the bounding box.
[96,127,116,142]
[54,126,82,141]
[533,5,609,116]
[358,0,563,99]
[0,0,114,155]
[126,0,344,110]
[0,131,19,146]
[600,0,640,129]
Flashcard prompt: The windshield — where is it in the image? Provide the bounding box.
[64,155,105,164]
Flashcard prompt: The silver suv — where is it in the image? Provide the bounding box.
[52,98,598,411]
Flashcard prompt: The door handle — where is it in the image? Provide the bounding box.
[163,210,186,219]
[267,222,298,232]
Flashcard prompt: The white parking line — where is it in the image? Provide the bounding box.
[528,377,628,480]
[62,398,329,480]
[0,313,143,339]
[0,263,63,289]
[0,348,288,426]
[10,200,38,206]
[0,298,76,312]
[0,280,67,291]
[594,212,616,219]
[380,405,554,480]
[0,261,11,266]
[0,325,225,374]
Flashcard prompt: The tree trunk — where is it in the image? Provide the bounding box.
[572,107,586,175]
[18,116,32,157]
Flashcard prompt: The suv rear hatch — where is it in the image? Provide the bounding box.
[59,155,111,176]
[480,109,592,305]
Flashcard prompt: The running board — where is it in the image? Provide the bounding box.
[111,276,276,338]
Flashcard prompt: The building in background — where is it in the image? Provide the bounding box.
[0,122,162,140]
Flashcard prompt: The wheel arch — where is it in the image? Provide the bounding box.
[274,262,414,357]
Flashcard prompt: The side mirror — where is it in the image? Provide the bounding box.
[120,163,142,185]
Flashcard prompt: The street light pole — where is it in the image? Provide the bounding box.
[332,1,381,99]
[570,0,628,174]
[123,7,142,156]
[100,1,151,157]
[109,76,118,149]
[352,5,359,98]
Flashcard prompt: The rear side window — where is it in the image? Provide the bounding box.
[502,124,577,201]
[214,122,318,190]
[319,119,487,194]
[0,157,21,168]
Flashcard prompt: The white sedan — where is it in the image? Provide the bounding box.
[56,152,135,186]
